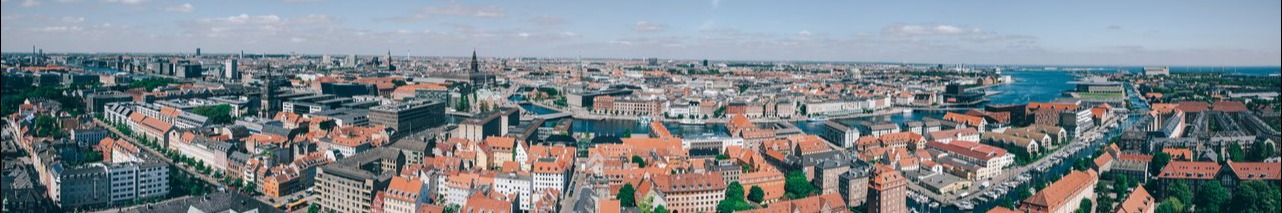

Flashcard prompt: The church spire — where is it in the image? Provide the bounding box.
[470,50,479,73]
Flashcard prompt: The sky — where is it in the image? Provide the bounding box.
[2,0,1280,66]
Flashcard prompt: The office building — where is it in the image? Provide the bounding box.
[370,101,446,136]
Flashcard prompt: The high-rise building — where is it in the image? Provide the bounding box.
[224,59,240,81]
[196,48,201,57]
[867,163,907,213]
[369,101,446,136]
[346,54,358,67]
[315,148,405,213]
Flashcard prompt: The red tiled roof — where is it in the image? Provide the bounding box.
[1212,101,1248,113]
[926,140,1008,161]
[1157,161,1221,180]
[1226,162,1281,180]
[1115,185,1155,213]
[1175,101,1209,113]
[1024,170,1098,211]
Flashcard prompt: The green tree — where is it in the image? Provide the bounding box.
[444,204,459,213]
[191,104,235,124]
[1077,199,1093,213]
[639,195,654,213]
[717,181,753,213]
[784,171,815,199]
[631,155,647,168]
[1194,183,1230,213]
[1227,143,1246,162]
[726,181,745,200]
[308,203,321,213]
[1165,180,1192,204]
[1227,181,1281,213]
[1151,152,1172,176]
[748,185,765,203]
[1155,199,1185,213]
[618,183,637,207]
[1247,139,1278,161]
[653,205,669,213]
[33,115,63,137]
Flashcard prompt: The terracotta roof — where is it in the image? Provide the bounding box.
[1115,185,1155,213]
[1149,103,1180,115]
[1162,148,1193,160]
[651,172,726,193]
[1226,162,1281,180]
[989,207,1020,213]
[926,140,1008,161]
[1095,152,1114,168]
[1157,161,1221,180]
[463,192,513,213]
[484,136,517,150]
[598,200,621,213]
[1117,154,1153,162]
[1024,170,1098,210]
[787,134,831,154]
[945,112,987,127]
[385,176,423,202]
[1212,101,1248,113]
[1175,101,1209,113]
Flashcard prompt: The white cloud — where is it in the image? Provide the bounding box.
[634,21,664,32]
[882,24,981,36]
[102,0,146,4]
[59,16,85,23]
[22,0,40,7]
[797,30,812,37]
[710,0,722,9]
[414,5,506,19]
[163,3,194,13]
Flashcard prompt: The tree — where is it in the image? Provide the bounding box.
[784,171,815,199]
[726,182,745,200]
[1155,199,1185,213]
[1113,174,1131,195]
[748,185,765,203]
[653,205,669,213]
[1165,180,1192,205]
[799,104,808,116]
[622,129,633,138]
[33,115,62,137]
[1076,199,1093,213]
[1247,139,1278,161]
[618,183,637,207]
[1227,143,1246,162]
[639,195,654,213]
[308,203,321,213]
[631,155,647,168]
[191,104,235,124]
[444,204,459,213]
[717,181,753,213]
[1194,183,1229,213]
[1151,152,1172,177]
[1227,181,1281,213]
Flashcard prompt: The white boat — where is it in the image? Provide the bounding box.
[808,116,829,121]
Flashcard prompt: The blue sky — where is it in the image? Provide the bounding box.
[2,0,1279,66]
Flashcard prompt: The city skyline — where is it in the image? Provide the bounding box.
[2,0,1280,66]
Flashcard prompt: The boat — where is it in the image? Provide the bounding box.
[929,202,940,208]
[956,202,975,210]
[808,116,829,121]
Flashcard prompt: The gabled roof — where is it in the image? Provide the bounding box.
[1115,185,1155,213]
[1024,170,1097,210]
[1157,161,1221,180]
[1226,162,1281,180]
